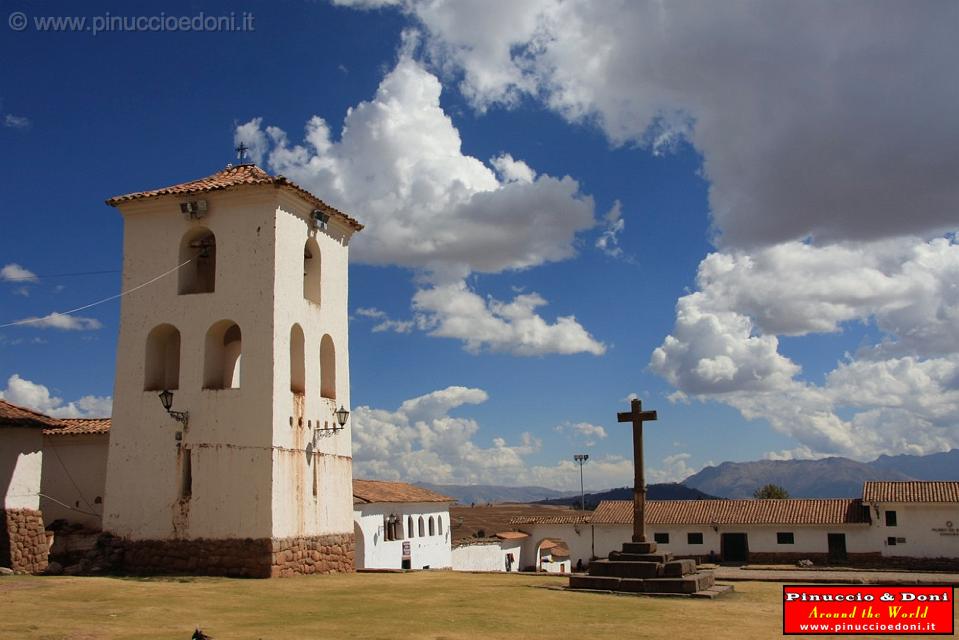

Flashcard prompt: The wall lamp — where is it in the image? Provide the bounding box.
[315,405,350,437]
[158,389,189,427]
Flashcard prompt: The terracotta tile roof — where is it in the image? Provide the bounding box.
[590,499,870,526]
[106,164,363,231]
[494,531,529,540]
[863,481,959,503]
[0,400,68,429]
[508,512,591,525]
[353,479,455,504]
[44,418,111,436]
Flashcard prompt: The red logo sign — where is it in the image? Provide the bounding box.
[783,585,954,635]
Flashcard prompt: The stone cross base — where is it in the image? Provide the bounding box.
[568,540,719,595]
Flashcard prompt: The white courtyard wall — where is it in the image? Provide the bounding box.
[40,433,109,529]
[1,428,42,510]
[452,540,523,572]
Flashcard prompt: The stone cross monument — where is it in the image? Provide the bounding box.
[617,398,657,543]
[568,397,724,596]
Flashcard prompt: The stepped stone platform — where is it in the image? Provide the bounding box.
[569,541,725,596]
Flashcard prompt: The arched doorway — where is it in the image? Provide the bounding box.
[353,521,365,570]
[535,538,572,574]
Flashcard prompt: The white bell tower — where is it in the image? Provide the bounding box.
[103,160,362,577]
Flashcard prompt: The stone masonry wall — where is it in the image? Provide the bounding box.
[1,509,49,574]
[271,533,354,577]
[98,532,354,578]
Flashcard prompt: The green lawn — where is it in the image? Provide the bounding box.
[0,572,944,639]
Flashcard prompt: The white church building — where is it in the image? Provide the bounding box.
[352,479,454,570]
[0,160,365,577]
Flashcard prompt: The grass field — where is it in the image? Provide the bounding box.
[1,571,950,639]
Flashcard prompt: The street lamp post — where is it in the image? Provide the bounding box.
[573,453,589,511]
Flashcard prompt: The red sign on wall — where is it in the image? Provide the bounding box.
[783,585,954,635]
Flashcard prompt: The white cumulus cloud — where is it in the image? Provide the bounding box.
[235,49,602,356]
[0,374,112,418]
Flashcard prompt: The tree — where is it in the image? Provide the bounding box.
[754,484,790,499]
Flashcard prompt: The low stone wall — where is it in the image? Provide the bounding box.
[673,551,959,571]
[1,508,49,574]
[745,551,883,566]
[96,532,354,578]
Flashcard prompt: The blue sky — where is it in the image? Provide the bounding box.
[1,1,957,491]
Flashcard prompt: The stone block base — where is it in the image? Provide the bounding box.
[1,509,48,574]
[571,540,715,596]
[271,534,354,577]
[100,532,354,578]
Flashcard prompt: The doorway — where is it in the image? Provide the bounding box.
[828,533,847,562]
[721,533,749,562]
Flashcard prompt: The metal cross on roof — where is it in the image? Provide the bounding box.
[235,142,251,164]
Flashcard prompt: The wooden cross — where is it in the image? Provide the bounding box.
[617,398,658,543]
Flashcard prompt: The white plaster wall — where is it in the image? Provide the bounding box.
[1,428,42,510]
[540,558,572,573]
[645,524,874,557]
[354,502,452,569]
[270,192,356,539]
[872,503,959,558]
[40,433,109,529]
[104,190,280,540]
[451,540,523,572]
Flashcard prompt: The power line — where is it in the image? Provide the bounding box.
[0,259,191,329]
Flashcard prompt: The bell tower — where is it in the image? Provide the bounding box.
[103,160,363,577]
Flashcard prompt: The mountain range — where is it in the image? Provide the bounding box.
[683,449,959,498]
[418,449,959,503]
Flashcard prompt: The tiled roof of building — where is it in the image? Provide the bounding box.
[105,164,363,231]
[508,512,591,526]
[863,481,959,503]
[353,479,455,504]
[589,499,870,526]
[494,531,529,540]
[0,400,68,429]
[44,418,112,436]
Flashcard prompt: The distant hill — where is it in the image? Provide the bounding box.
[415,482,577,505]
[535,483,719,508]
[682,450,959,498]
[870,449,959,480]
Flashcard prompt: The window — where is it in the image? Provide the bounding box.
[885,510,897,527]
[418,516,425,537]
[204,321,242,389]
[383,515,400,542]
[290,324,305,394]
[887,536,897,546]
[687,532,704,545]
[777,532,795,545]
[408,516,415,538]
[179,448,192,500]
[320,334,336,399]
[144,324,180,391]
[178,227,216,294]
[654,532,669,544]
[437,516,444,536]
[303,238,321,304]
[429,516,436,536]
